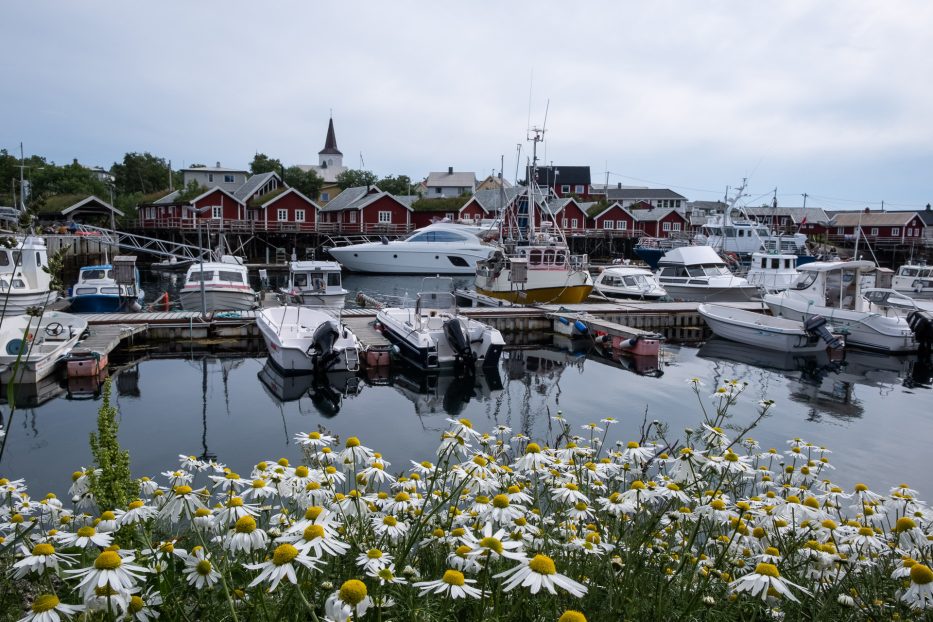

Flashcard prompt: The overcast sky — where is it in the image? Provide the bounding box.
[3,1,932,210]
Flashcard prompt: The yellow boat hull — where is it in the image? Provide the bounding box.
[475,284,593,304]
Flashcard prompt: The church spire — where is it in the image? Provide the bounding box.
[318,116,342,156]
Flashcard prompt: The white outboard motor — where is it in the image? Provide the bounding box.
[803,315,844,350]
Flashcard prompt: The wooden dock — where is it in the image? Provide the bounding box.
[71,323,149,360]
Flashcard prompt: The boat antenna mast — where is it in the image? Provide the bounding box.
[527,124,545,243]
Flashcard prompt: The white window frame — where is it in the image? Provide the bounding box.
[211,206,222,219]
[208,173,214,183]
[571,218,578,229]
[672,222,682,231]
[295,209,305,222]
[277,208,288,221]
[891,227,900,236]
[837,227,844,235]
[602,220,614,230]
[561,184,571,194]
[349,211,357,224]
[662,221,672,232]
[562,218,568,228]
[870,227,879,236]
[574,184,585,194]
[378,211,392,224]
[617,220,627,230]
[224,174,235,183]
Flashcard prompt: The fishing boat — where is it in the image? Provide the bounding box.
[593,265,666,300]
[698,303,843,352]
[473,128,593,304]
[656,246,759,302]
[327,222,494,274]
[377,277,504,370]
[68,264,144,313]
[0,311,88,383]
[179,256,257,312]
[279,260,348,308]
[745,251,799,292]
[0,235,58,316]
[257,306,361,374]
[891,262,933,299]
[763,260,920,353]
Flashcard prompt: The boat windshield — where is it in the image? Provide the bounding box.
[188,271,215,283]
[218,270,245,283]
[405,230,469,243]
[792,271,818,290]
[81,269,110,280]
[327,272,341,287]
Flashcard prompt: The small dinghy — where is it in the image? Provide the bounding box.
[0,312,88,383]
[698,303,844,352]
[257,306,361,374]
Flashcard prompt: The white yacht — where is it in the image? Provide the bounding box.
[593,265,666,300]
[891,262,933,299]
[377,277,505,370]
[327,223,493,274]
[0,235,58,316]
[763,260,919,353]
[656,246,759,302]
[0,311,88,383]
[280,261,347,308]
[257,306,361,374]
[179,256,257,312]
[745,251,799,292]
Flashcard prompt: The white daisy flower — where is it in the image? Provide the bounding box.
[512,443,553,472]
[495,554,587,597]
[445,417,484,441]
[729,563,811,603]
[183,549,220,589]
[414,569,483,599]
[372,514,409,540]
[324,580,372,622]
[116,500,156,527]
[294,430,335,448]
[18,594,84,622]
[158,485,206,523]
[54,525,113,550]
[462,523,526,562]
[901,563,933,610]
[367,564,407,585]
[281,523,350,558]
[125,588,162,622]
[67,550,148,599]
[245,543,320,592]
[338,436,375,466]
[10,542,77,579]
[222,515,269,554]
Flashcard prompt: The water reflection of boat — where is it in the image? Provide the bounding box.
[0,372,66,407]
[590,345,664,377]
[257,360,361,417]
[387,365,503,417]
[698,337,833,373]
[503,345,586,381]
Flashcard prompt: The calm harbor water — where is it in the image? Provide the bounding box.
[2,336,931,502]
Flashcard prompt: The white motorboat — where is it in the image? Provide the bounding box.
[377,277,505,370]
[257,306,361,374]
[280,260,347,308]
[891,262,933,299]
[861,288,933,315]
[745,251,799,292]
[593,266,666,300]
[698,303,843,352]
[763,260,920,353]
[656,246,760,302]
[327,223,493,274]
[0,311,88,383]
[179,256,257,312]
[0,235,59,316]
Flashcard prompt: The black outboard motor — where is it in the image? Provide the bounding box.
[907,310,933,356]
[803,315,844,350]
[443,318,476,370]
[310,320,341,372]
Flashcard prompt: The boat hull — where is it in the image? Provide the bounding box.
[475,283,593,304]
[0,312,87,384]
[698,304,832,352]
[179,289,257,312]
[661,284,760,303]
[69,295,140,313]
[377,308,504,370]
[256,307,360,374]
[0,291,59,316]
[328,247,489,274]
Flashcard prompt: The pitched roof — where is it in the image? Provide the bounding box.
[528,166,590,186]
[829,211,924,227]
[60,195,124,217]
[463,187,523,214]
[915,207,933,225]
[180,166,248,173]
[631,207,683,222]
[190,186,245,206]
[320,186,373,212]
[234,172,281,201]
[605,188,685,201]
[319,117,342,156]
[425,170,477,188]
[744,206,831,224]
[249,187,320,210]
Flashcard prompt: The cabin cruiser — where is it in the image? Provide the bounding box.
[179,255,258,312]
[0,235,58,316]
[633,237,692,270]
[327,223,493,274]
[0,311,88,383]
[280,261,348,308]
[257,306,361,374]
[377,277,504,370]
[593,266,666,300]
[745,251,799,292]
[891,262,933,299]
[656,246,759,302]
[69,264,144,313]
[763,260,919,353]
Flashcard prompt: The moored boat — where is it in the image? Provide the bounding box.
[593,265,666,300]
[179,256,257,312]
[280,260,348,308]
[745,251,799,292]
[0,311,88,383]
[0,235,58,316]
[698,303,843,352]
[891,262,933,299]
[657,246,759,302]
[68,264,144,313]
[257,306,361,374]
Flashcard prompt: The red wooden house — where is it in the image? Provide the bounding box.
[318,186,412,233]
[632,208,689,237]
[459,187,522,223]
[247,188,320,230]
[546,198,589,235]
[585,202,636,234]
[137,187,246,228]
[826,210,926,244]
[528,166,594,200]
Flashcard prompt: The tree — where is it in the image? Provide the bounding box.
[284,166,323,199]
[112,152,174,195]
[250,152,283,175]
[29,159,108,205]
[336,168,378,190]
[376,174,414,195]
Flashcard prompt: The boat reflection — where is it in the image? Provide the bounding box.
[550,334,664,377]
[385,364,503,417]
[1,372,66,408]
[257,360,362,418]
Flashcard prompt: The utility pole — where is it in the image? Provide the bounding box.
[801,193,808,209]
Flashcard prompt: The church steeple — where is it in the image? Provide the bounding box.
[318,117,342,156]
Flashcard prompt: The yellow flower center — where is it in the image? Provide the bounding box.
[196,559,212,575]
[303,524,325,541]
[228,497,244,507]
[128,500,145,510]
[383,516,398,527]
[295,466,309,478]
[273,543,299,566]
[476,496,490,504]
[630,480,646,491]
[99,511,115,521]
[394,492,410,502]
[339,579,368,606]
[94,550,122,570]
[377,568,395,581]
[895,517,918,533]
[858,527,874,537]
[31,594,60,613]
[754,563,780,578]
[76,526,96,538]
[160,542,175,553]
[234,515,256,534]
[911,564,933,585]
[821,519,837,530]
[479,536,504,554]
[559,612,587,622]
[473,455,488,467]
[345,437,361,448]
[854,483,868,492]
[195,508,210,518]
[32,543,55,556]
[366,548,383,559]
[490,494,511,509]
[442,569,466,586]
[308,432,321,440]
[525,443,541,454]
[765,547,780,557]
[574,502,588,511]
[173,485,192,495]
[277,458,290,467]
[529,554,557,575]
[710,499,726,511]
[803,497,819,509]
[129,595,144,614]
[252,479,266,489]
[305,506,324,520]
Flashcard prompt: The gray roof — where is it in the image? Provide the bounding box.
[828,211,924,227]
[320,186,373,212]
[466,187,523,213]
[630,208,683,222]
[543,197,573,214]
[234,172,280,201]
[745,206,831,225]
[153,190,181,205]
[394,195,418,208]
[605,188,686,201]
[687,200,727,213]
[425,171,476,188]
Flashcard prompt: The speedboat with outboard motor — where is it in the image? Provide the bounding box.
[698,303,843,353]
[376,277,504,371]
[257,306,361,374]
[593,266,666,300]
[656,246,759,302]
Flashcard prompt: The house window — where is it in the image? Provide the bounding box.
[378,211,392,223]
[320,191,329,202]
[208,173,214,182]
[603,220,614,230]
[295,209,305,222]
[562,218,568,228]
[571,218,578,229]
[224,174,235,183]
[672,222,682,231]
[277,209,288,221]
[445,212,454,220]
[561,185,570,194]
[674,200,681,207]
[837,227,844,235]
[349,211,357,224]
[574,185,585,194]
[662,222,671,232]
[780,218,787,225]
[892,227,900,236]
[870,227,879,236]
[435,187,442,195]
[211,206,222,219]
[617,220,627,230]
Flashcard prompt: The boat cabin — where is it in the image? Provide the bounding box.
[788,260,875,311]
[0,237,53,292]
[287,261,343,294]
